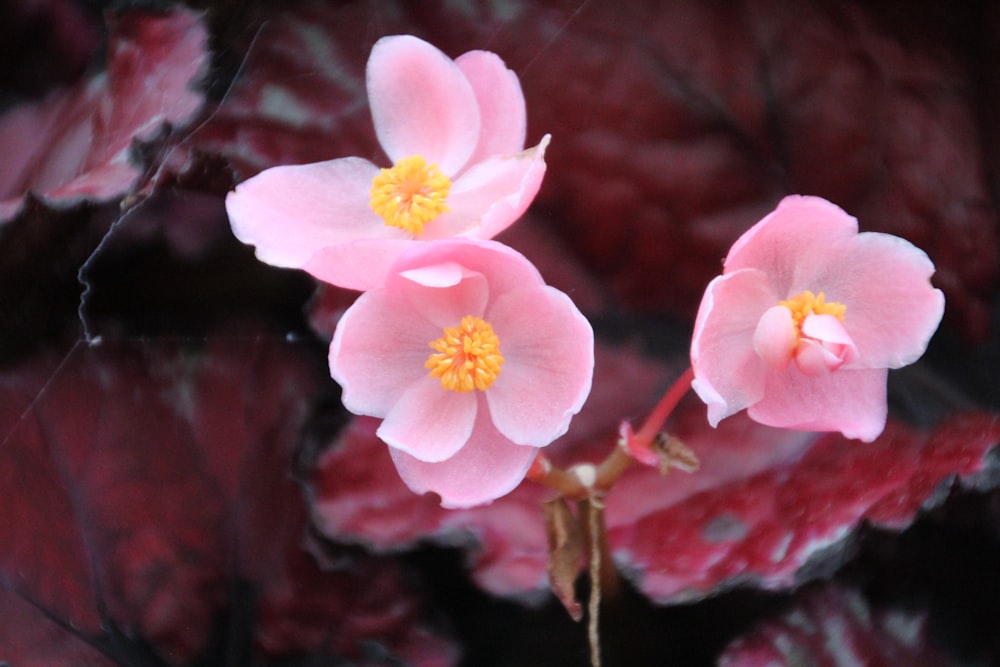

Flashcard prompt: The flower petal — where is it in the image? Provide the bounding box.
[795,313,857,374]
[724,195,860,295]
[749,367,889,442]
[394,269,489,330]
[485,286,594,446]
[454,50,526,167]
[388,402,538,508]
[806,232,944,369]
[387,238,546,300]
[691,268,778,426]
[303,238,417,291]
[424,136,550,240]
[752,305,797,369]
[227,157,402,269]
[377,377,478,462]
[367,35,480,175]
[330,289,437,417]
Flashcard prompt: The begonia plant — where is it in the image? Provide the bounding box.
[6,3,1000,665]
[226,34,549,291]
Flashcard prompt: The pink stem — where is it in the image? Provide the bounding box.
[633,366,694,453]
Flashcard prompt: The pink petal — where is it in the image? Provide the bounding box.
[724,195,860,295]
[691,268,778,426]
[795,313,858,374]
[485,286,594,447]
[793,338,848,376]
[378,378,478,462]
[749,367,889,442]
[386,238,546,300]
[752,305,797,369]
[227,157,403,269]
[805,232,944,369]
[394,268,489,330]
[303,238,417,291]
[329,290,438,417]
[398,261,477,288]
[424,136,550,240]
[454,50,526,168]
[367,35,480,175]
[388,403,538,508]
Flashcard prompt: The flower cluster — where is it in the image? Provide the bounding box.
[226,35,591,507]
[228,35,945,508]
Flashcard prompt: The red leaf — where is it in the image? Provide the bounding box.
[0,339,456,665]
[0,9,208,222]
[719,586,960,666]
[608,410,1000,603]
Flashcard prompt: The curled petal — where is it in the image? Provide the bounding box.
[454,49,527,167]
[795,313,858,375]
[367,35,480,174]
[794,339,848,376]
[486,286,594,446]
[394,269,489,331]
[387,238,546,299]
[227,157,399,269]
[378,377,478,462]
[426,135,550,240]
[389,403,539,508]
[753,305,797,369]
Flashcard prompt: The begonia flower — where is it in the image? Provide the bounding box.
[690,195,944,442]
[226,34,549,291]
[329,238,593,508]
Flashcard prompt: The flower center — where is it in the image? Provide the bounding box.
[779,290,846,331]
[425,315,504,392]
[370,155,451,234]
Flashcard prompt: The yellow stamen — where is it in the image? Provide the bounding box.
[425,316,504,392]
[779,290,847,329]
[370,155,451,234]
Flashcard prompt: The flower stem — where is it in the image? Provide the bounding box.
[630,365,695,460]
[527,366,695,499]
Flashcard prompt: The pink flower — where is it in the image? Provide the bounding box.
[329,238,593,507]
[690,195,945,442]
[225,34,549,291]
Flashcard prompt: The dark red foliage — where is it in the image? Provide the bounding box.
[0,8,208,221]
[0,339,456,665]
[719,586,959,666]
[0,0,100,98]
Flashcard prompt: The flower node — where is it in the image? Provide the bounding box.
[426,315,504,392]
[370,154,451,234]
[779,290,846,330]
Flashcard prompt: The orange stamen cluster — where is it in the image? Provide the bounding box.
[425,315,504,392]
[370,155,451,234]
[779,290,846,330]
